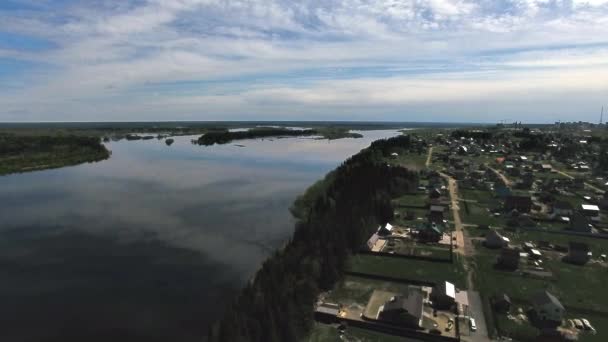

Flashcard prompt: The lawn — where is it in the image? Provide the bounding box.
[502,230,608,257]
[386,238,452,260]
[309,322,417,342]
[392,193,428,208]
[472,238,608,341]
[348,254,467,289]
[389,150,428,171]
[460,189,495,203]
[326,275,418,305]
[460,201,505,227]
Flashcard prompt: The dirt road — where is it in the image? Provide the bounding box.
[425,147,434,167]
[553,168,605,194]
[487,166,511,187]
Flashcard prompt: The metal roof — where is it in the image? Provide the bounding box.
[581,204,600,212]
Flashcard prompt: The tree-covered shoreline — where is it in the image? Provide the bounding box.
[196,127,363,146]
[207,135,418,342]
[0,135,110,176]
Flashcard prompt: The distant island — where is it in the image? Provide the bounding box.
[0,135,110,175]
[0,123,370,176]
[196,127,362,146]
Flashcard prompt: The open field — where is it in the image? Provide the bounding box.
[348,254,467,289]
[308,323,413,342]
[392,193,428,208]
[472,238,608,341]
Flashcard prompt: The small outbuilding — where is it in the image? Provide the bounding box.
[484,230,510,249]
[431,281,456,310]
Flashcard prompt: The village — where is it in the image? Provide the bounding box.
[310,123,608,342]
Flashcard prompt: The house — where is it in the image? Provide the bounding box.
[366,232,380,250]
[566,242,592,265]
[315,303,340,323]
[417,222,444,243]
[497,248,520,270]
[485,230,510,249]
[540,164,552,172]
[378,289,424,328]
[493,293,512,313]
[581,204,601,222]
[429,188,442,200]
[378,223,394,236]
[431,281,456,310]
[531,291,565,326]
[505,195,533,213]
[428,205,446,224]
[570,213,593,233]
[552,201,574,217]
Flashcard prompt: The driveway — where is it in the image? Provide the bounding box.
[462,291,491,342]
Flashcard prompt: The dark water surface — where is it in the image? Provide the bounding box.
[0,130,398,342]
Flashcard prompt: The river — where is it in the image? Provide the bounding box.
[0,130,398,342]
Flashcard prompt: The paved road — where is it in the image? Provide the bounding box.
[463,291,491,342]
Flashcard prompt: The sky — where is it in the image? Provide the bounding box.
[1,0,608,123]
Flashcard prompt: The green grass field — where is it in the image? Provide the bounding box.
[326,275,418,305]
[348,254,467,289]
[473,238,608,341]
[308,323,414,342]
[392,193,428,208]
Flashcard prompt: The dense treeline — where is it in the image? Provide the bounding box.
[207,135,418,342]
[0,135,110,175]
[197,128,318,145]
[197,127,363,145]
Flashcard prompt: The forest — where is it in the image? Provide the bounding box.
[0,135,110,175]
[196,127,363,146]
[207,135,419,342]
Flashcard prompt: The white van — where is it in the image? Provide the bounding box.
[469,317,477,332]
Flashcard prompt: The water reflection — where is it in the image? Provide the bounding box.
[0,130,398,342]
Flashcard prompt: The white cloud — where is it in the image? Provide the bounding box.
[1,0,608,122]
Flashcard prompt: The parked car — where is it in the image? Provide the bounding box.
[581,318,596,332]
[469,317,477,332]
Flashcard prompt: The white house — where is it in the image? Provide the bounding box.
[581,204,601,222]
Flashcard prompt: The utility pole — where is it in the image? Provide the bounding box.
[601,106,604,125]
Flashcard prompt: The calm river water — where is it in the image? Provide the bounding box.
[0,130,398,342]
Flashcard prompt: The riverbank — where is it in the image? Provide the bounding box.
[207,135,419,342]
[0,135,110,175]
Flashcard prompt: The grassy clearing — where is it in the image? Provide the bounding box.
[502,230,608,256]
[326,275,417,305]
[461,201,505,227]
[386,238,452,260]
[460,189,495,202]
[391,152,428,171]
[308,323,412,342]
[392,193,428,208]
[473,238,608,341]
[348,254,467,289]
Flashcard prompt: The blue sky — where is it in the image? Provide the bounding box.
[1,0,608,123]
